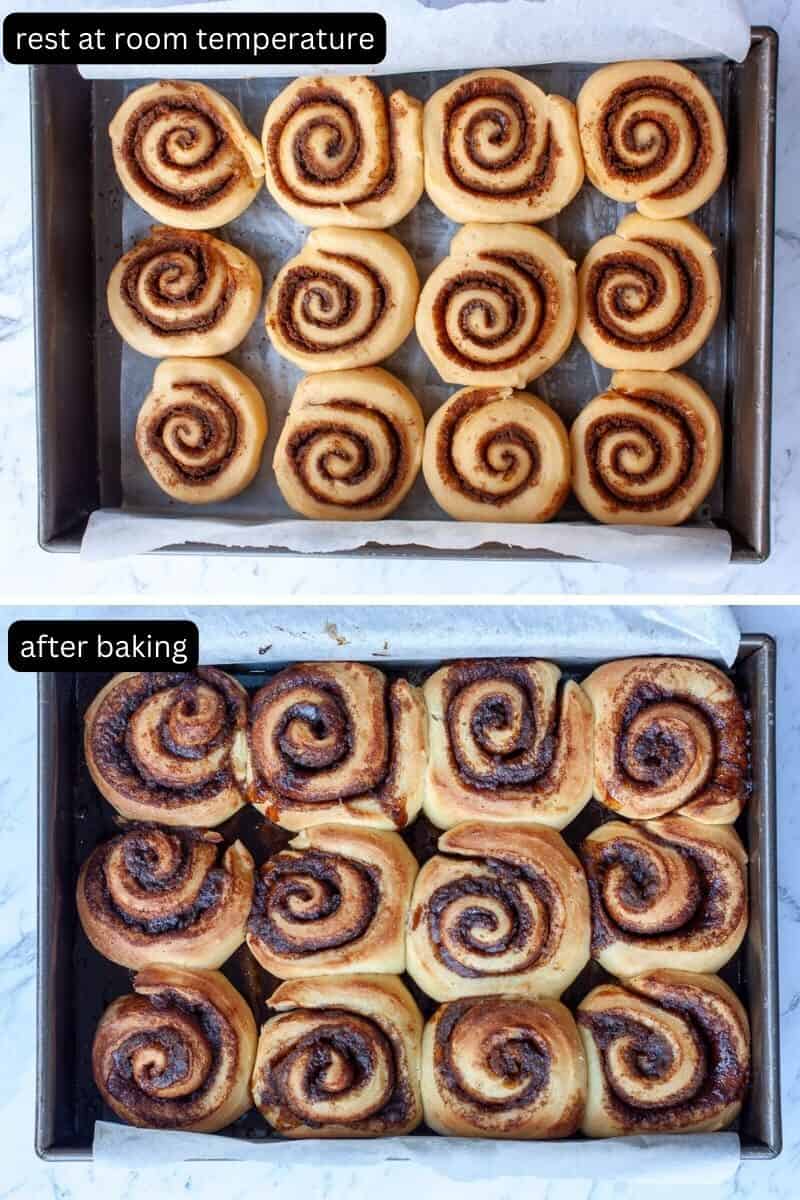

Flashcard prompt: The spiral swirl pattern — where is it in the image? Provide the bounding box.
[262,75,423,228]
[423,659,594,829]
[577,214,720,371]
[252,975,423,1137]
[109,81,265,229]
[108,226,262,358]
[92,965,257,1132]
[424,69,584,223]
[249,662,426,831]
[273,367,424,520]
[422,385,571,523]
[570,369,722,526]
[77,826,254,970]
[136,357,268,503]
[421,996,586,1138]
[247,825,418,977]
[416,223,577,387]
[407,822,589,1001]
[578,969,750,1136]
[265,227,419,372]
[582,657,749,824]
[576,61,727,220]
[84,669,251,827]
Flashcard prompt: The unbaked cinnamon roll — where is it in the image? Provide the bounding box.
[421,995,586,1138]
[108,226,262,358]
[273,367,424,520]
[84,670,250,827]
[247,824,418,977]
[580,818,748,977]
[570,370,722,525]
[249,662,426,831]
[578,969,749,1136]
[77,826,254,970]
[252,974,423,1137]
[109,81,265,229]
[422,385,571,523]
[407,822,589,1001]
[577,61,727,220]
[423,659,593,829]
[265,227,419,372]
[262,75,423,228]
[92,965,257,1132]
[136,357,268,503]
[424,69,584,224]
[583,657,748,824]
[577,214,720,371]
[416,223,577,387]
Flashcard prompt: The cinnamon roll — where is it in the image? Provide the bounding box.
[265,227,419,372]
[421,995,586,1139]
[407,822,589,1001]
[84,669,250,828]
[580,818,748,976]
[577,214,720,370]
[109,81,265,229]
[135,357,268,503]
[570,370,722,525]
[577,61,727,220]
[424,69,584,224]
[578,969,750,1136]
[92,965,257,1132]
[422,385,571,523]
[262,75,423,228]
[108,226,262,358]
[416,223,577,387]
[247,824,418,977]
[77,826,254,970]
[273,367,424,520]
[583,657,749,824]
[423,659,593,829]
[252,974,423,1137]
[249,662,426,831]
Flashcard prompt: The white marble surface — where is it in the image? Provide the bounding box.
[0,602,796,1199]
[0,0,798,598]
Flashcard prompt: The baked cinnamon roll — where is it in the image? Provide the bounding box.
[249,662,426,831]
[136,357,268,503]
[416,223,577,387]
[108,226,262,358]
[247,824,418,977]
[92,965,257,1132]
[580,818,748,976]
[109,81,264,229]
[84,670,250,828]
[265,227,419,372]
[424,69,584,224]
[583,657,748,824]
[577,61,726,220]
[570,370,722,525]
[423,659,593,829]
[577,214,720,371]
[252,974,423,1137]
[578,970,749,1136]
[422,385,571,523]
[273,367,424,520]
[77,826,254,970]
[262,75,423,228]
[407,822,589,1001]
[421,995,586,1138]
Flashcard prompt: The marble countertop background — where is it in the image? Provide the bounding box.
[0,0,798,597]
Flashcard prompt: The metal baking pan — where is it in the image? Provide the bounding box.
[35,633,781,1160]
[30,29,777,562]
